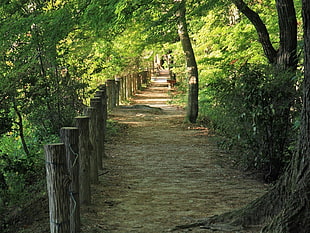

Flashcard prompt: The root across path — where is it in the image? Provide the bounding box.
[81,83,267,232]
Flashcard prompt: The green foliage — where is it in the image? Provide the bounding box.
[191,3,303,180]
[0,0,87,212]
[0,0,304,220]
[0,120,57,207]
[200,64,301,180]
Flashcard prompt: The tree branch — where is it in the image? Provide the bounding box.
[13,104,30,157]
[232,0,277,64]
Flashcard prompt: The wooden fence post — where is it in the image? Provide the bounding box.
[60,127,80,233]
[75,116,93,200]
[106,79,117,109]
[106,80,112,110]
[45,143,70,233]
[133,73,137,93]
[90,98,104,171]
[81,109,99,184]
[118,77,125,102]
[138,72,143,90]
[124,76,130,100]
[115,78,120,106]
[127,74,132,98]
[98,85,108,131]
[95,86,108,122]
[95,89,107,159]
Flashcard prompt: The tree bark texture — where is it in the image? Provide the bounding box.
[13,105,30,157]
[276,0,298,69]
[176,0,199,123]
[44,143,70,233]
[176,1,306,231]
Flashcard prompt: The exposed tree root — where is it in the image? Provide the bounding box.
[171,217,245,232]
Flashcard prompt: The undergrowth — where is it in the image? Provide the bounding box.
[0,117,125,232]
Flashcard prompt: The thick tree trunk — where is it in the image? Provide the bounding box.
[176,0,199,123]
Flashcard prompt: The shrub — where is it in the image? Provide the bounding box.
[200,64,301,181]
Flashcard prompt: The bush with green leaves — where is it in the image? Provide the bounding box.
[200,64,301,181]
[0,122,58,207]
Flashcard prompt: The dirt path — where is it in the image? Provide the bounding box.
[80,83,267,232]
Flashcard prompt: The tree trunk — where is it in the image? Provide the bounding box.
[259,3,310,229]
[13,105,30,157]
[176,0,199,123]
[276,0,298,70]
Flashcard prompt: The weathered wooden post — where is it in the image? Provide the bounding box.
[95,88,107,159]
[112,79,117,108]
[118,77,125,102]
[115,78,120,106]
[60,127,80,233]
[45,143,70,233]
[137,72,142,90]
[124,75,128,99]
[90,98,104,171]
[98,85,108,130]
[125,75,130,100]
[105,80,113,110]
[83,107,99,184]
[133,73,138,93]
[105,80,111,110]
[106,79,116,109]
[96,85,108,121]
[130,74,134,96]
[75,116,93,200]
[143,69,150,84]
